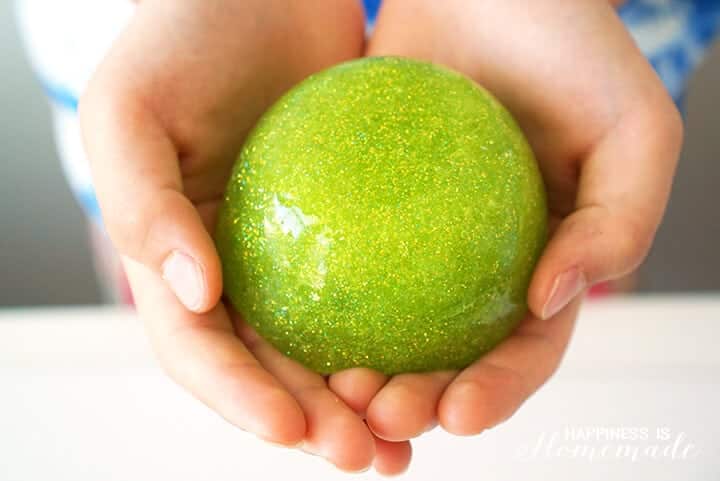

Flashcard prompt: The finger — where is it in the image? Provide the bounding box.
[123,257,306,445]
[327,368,413,476]
[373,436,412,476]
[327,368,388,416]
[439,298,580,435]
[236,321,376,472]
[528,104,683,319]
[80,83,221,314]
[366,371,456,441]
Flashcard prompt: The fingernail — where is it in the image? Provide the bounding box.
[542,267,586,319]
[162,250,205,311]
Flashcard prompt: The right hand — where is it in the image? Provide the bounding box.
[80,0,411,474]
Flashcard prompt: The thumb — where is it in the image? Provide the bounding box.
[79,89,223,313]
[528,100,683,320]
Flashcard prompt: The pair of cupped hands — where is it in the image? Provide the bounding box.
[80,0,681,475]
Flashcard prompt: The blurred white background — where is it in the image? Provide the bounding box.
[0,2,718,306]
[2,5,719,481]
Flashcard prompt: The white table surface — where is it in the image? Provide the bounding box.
[1,295,719,480]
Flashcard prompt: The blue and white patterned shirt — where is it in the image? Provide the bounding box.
[618,0,720,103]
[16,0,720,224]
[362,0,720,105]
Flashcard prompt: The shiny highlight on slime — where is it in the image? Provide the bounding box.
[216,57,547,374]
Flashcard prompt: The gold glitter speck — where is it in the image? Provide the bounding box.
[215,57,547,375]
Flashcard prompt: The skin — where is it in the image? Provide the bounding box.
[336,0,682,442]
[81,0,407,474]
[80,0,681,474]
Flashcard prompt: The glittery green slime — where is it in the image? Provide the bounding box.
[216,57,547,375]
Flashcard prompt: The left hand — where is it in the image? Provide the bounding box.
[80,0,411,474]
[328,0,682,443]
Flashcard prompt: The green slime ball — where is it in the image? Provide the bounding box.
[216,57,547,375]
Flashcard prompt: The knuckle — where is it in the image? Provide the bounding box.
[104,208,148,260]
[563,208,656,278]
[643,92,685,158]
[105,188,181,264]
[612,214,654,273]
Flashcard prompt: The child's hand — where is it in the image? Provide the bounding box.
[80,0,411,474]
[327,0,682,442]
